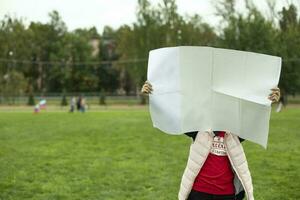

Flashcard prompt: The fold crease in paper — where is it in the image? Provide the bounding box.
[147,46,281,148]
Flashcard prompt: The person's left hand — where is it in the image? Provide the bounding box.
[268,87,280,103]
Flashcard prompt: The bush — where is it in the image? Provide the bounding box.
[61,95,68,106]
[99,93,106,105]
[27,94,35,106]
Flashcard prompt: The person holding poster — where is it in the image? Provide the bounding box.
[142,81,280,200]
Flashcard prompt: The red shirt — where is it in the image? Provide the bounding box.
[192,131,235,195]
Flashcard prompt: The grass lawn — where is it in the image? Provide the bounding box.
[0,107,299,200]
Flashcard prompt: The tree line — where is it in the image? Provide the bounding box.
[0,0,300,104]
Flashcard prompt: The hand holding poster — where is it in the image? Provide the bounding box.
[147,46,282,148]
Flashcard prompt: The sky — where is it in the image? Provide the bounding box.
[0,0,298,33]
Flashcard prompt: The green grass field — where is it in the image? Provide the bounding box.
[0,107,299,200]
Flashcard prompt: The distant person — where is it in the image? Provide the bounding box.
[34,104,40,114]
[80,97,86,113]
[39,99,47,110]
[77,96,82,111]
[69,97,76,113]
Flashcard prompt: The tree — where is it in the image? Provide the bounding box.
[0,70,27,104]
[98,26,120,93]
[277,4,300,96]
[116,0,216,93]
[0,16,30,103]
[217,0,278,54]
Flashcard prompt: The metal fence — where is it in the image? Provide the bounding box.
[0,93,146,106]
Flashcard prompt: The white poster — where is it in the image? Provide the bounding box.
[147,46,282,148]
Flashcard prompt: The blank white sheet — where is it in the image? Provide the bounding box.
[147,46,281,148]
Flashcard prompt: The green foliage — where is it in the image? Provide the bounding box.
[277,4,300,95]
[116,0,217,91]
[99,92,106,105]
[0,70,27,104]
[27,94,35,105]
[0,108,299,199]
[61,95,68,106]
[0,10,100,97]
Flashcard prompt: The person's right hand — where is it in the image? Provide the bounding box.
[141,81,153,95]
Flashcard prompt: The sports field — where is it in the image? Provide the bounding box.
[0,107,299,200]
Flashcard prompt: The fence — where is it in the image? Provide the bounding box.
[0,93,147,106]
